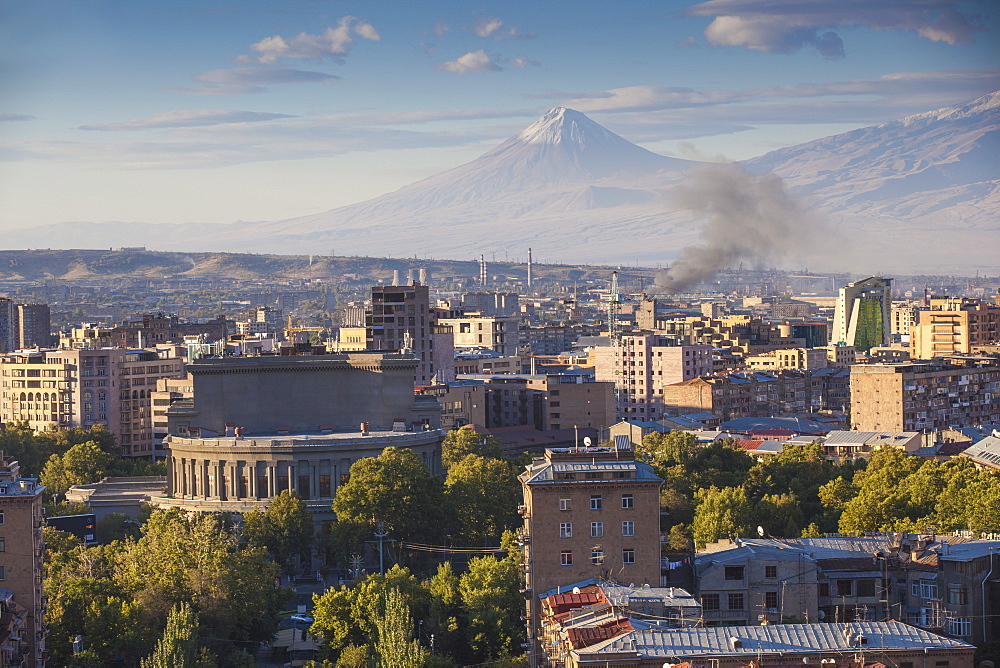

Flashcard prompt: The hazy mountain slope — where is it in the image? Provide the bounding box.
[4,96,998,273]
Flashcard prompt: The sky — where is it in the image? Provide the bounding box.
[1,0,998,231]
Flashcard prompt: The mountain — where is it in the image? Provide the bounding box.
[5,96,999,273]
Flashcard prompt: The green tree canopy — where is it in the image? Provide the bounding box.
[443,454,520,544]
[41,441,114,497]
[692,486,753,549]
[333,447,446,544]
[242,490,314,569]
[441,428,503,469]
[141,602,202,668]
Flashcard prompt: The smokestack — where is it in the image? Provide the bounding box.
[419,267,428,285]
[480,254,488,288]
[528,248,533,291]
[392,269,401,287]
[407,268,415,285]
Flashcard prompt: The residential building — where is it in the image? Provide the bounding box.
[151,375,194,457]
[594,335,712,418]
[439,314,520,357]
[236,305,284,338]
[0,348,186,456]
[453,350,521,375]
[832,277,892,352]
[826,344,857,366]
[16,304,50,349]
[910,296,1000,359]
[524,374,616,432]
[663,369,845,420]
[0,454,45,668]
[849,358,1000,432]
[368,284,447,385]
[519,447,662,663]
[743,347,828,371]
[461,291,520,316]
[958,434,1000,469]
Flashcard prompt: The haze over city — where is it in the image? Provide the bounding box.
[2,0,998,249]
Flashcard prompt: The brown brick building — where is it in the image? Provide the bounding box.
[519,447,662,662]
[849,357,1000,432]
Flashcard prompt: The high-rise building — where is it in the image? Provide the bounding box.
[438,315,520,357]
[0,454,45,668]
[369,283,437,385]
[0,299,51,352]
[832,276,892,352]
[519,446,661,663]
[0,348,185,456]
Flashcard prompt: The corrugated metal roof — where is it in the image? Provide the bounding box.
[580,621,973,657]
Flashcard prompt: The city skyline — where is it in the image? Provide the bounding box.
[2,0,998,231]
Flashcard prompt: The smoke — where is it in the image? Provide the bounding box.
[654,163,819,294]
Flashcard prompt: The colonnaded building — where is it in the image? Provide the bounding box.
[156,352,444,524]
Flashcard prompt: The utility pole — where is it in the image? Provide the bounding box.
[374,521,388,575]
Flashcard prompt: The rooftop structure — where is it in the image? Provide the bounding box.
[833,277,892,353]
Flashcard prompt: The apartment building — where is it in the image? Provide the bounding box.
[663,369,838,420]
[849,357,1000,432]
[743,347,828,371]
[0,299,50,352]
[910,296,1000,359]
[439,314,520,357]
[594,335,712,418]
[0,454,45,668]
[519,447,662,662]
[0,348,185,456]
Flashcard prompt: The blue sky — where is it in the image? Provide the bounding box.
[1,0,997,230]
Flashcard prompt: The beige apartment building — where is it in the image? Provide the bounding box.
[0,348,185,456]
[439,314,520,357]
[0,454,45,668]
[519,447,662,663]
[594,335,712,418]
[850,357,1000,432]
[910,296,1000,359]
[743,347,828,371]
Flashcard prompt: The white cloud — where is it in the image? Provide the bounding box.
[438,50,502,74]
[473,16,504,38]
[685,0,984,57]
[0,113,34,122]
[249,16,380,64]
[471,15,534,40]
[80,109,295,131]
[170,67,339,96]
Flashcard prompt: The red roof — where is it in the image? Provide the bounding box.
[566,619,632,649]
[737,439,765,451]
[545,592,602,614]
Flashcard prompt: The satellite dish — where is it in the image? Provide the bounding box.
[572,587,581,594]
[583,437,593,447]
[757,526,765,537]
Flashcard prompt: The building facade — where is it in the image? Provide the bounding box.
[832,277,892,353]
[849,358,1000,432]
[0,348,186,456]
[519,447,662,663]
[910,296,1000,359]
[0,454,45,668]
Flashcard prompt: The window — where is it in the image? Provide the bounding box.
[622,521,635,536]
[945,618,971,637]
[948,586,968,605]
[856,579,876,597]
[559,498,571,511]
[837,580,853,596]
[765,565,777,578]
[591,522,604,538]
[622,494,634,509]
[765,591,778,609]
[913,579,938,600]
[724,566,745,581]
[590,495,602,510]
[728,593,744,610]
[622,548,635,564]
[0,565,5,580]
[560,523,572,538]
[819,582,829,597]
[0,511,4,525]
[702,593,720,610]
[560,551,573,566]
[591,549,604,565]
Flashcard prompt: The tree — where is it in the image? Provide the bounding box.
[426,562,462,658]
[691,486,752,549]
[638,430,698,466]
[40,441,114,497]
[667,523,693,552]
[96,513,142,544]
[141,602,201,668]
[242,490,314,570]
[457,535,523,663]
[373,587,425,668]
[333,447,446,544]
[441,428,503,469]
[444,454,520,543]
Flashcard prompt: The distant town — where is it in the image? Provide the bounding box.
[1,248,998,667]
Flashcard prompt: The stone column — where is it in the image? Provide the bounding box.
[288,462,297,493]
[267,464,276,497]
[248,462,257,499]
